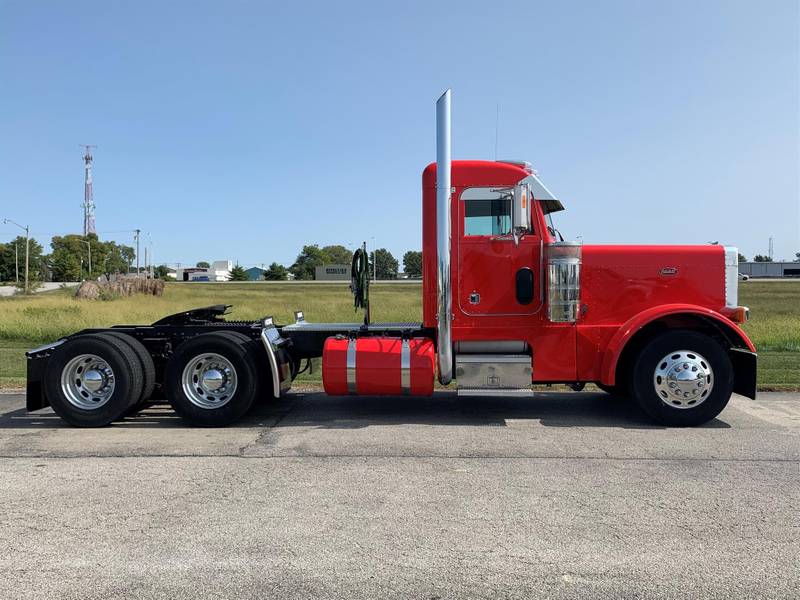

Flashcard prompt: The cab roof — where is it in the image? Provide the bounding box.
[423,160,564,214]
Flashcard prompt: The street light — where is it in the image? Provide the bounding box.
[3,218,29,294]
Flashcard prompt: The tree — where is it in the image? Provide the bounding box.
[0,236,44,283]
[153,264,171,279]
[49,246,81,281]
[402,250,422,277]
[49,234,135,281]
[102,241,135,277]
[369,248,398,280]
[228,264,249,281]
[50,235,90,281]
[753,255,773,262]
[264,262,288,281]
[290,245,327,280]
[794,252,800,263]
[321,245,352,265]
[737,253,747,263]
[196,261,210,268]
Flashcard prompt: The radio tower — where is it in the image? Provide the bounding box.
[81,145,97,236]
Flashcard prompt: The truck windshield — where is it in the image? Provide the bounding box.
[545,210,563,241]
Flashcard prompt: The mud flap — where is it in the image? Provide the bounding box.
[730,348,757,400]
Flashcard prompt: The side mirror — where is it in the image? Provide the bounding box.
[511,183,531,245]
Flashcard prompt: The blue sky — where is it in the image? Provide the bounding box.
[1,0,798,266]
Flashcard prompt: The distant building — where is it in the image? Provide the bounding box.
[315,264,350,280]
[739,262,800,278]
[245,266,266,281]
[175,260,233,282]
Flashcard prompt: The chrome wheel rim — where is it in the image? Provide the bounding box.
[60,353,116,410]
[181,353,238,409]
[653,350,714,409]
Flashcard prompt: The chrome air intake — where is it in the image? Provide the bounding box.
[547,242,582,323]
[436,90,453,384]
[723,246,738,308]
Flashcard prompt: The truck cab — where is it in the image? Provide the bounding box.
[422,156,756,424]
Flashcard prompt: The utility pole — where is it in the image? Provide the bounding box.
[3,218,29,294]
[768,237,774,261]
[147,232,154,278]
[134,229,141,278]
[81,240,92,279]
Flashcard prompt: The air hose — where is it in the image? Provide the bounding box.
[350,243,371,325]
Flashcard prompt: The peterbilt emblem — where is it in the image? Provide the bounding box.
[660,267,678,276]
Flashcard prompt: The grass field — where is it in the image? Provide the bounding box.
[1,280,798,389]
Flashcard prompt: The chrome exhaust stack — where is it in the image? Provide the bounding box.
[436,90,453,384]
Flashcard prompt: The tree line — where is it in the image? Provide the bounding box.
[0,234,136,284]
[180,246,423,282]
[283,245,421,281]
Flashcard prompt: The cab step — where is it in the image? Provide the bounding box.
[457,388,533,397]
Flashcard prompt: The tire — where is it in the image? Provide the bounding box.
[98,331,156,407]
[629,330,733,427]
[164,331,260,426]
[43,333,144,427]
[222,330,273,404]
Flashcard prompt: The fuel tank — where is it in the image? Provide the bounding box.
[322,336,435,396]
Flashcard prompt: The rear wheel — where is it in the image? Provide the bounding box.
[630,330,733,426]
[43,334,143,427]
[97,331,156,409]
[165,331,260,426]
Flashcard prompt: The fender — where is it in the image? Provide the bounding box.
[600,303,756,386]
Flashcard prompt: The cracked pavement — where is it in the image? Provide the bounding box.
[0,390,798,599]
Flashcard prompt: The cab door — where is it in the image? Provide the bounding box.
[457,186,542,316]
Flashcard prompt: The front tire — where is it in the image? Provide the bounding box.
[630,330,733,426]
[165,331,260,426]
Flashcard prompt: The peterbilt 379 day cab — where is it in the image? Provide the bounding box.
[26,91,756,428]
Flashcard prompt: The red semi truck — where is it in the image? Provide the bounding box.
[25,91,756,427]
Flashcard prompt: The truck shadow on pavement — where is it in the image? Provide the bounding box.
[0,391,731,430]
[252,391,731,430]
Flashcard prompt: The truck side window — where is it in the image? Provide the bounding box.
[462,188,512,236]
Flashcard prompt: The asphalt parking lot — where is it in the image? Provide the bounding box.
[0,389,797,599]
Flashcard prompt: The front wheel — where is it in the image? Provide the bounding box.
[630,330,733,427]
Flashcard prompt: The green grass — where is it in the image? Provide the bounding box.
[0,282,421,343]
[738,280,800,352]
[0,342,28,388]
[1,280,798,389]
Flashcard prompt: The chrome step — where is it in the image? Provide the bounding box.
[457,388,533,397]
